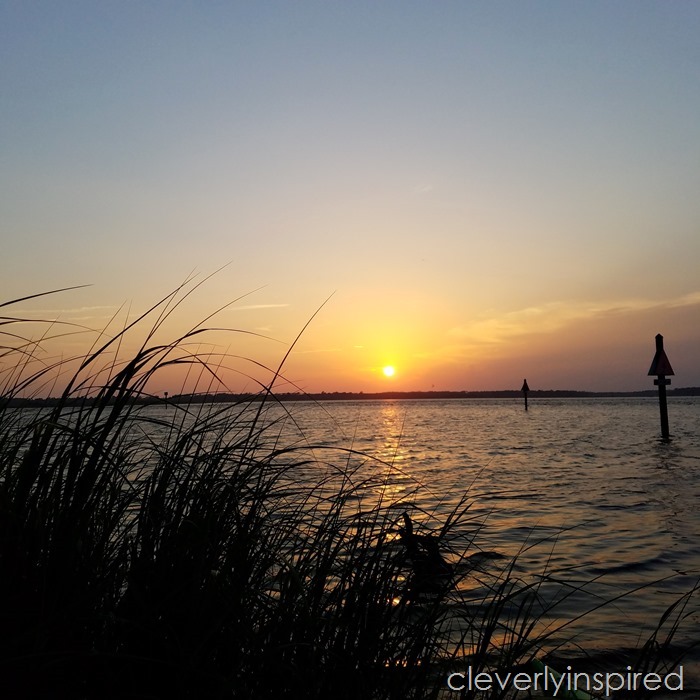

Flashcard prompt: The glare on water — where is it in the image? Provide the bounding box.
[264,397,700,657]
[134,396,700,662]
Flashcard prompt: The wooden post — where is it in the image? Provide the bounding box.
[521,379,530,411]
[655,375,670,440]
[648,334,674,441]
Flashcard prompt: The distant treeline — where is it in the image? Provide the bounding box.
[4,387,700,408]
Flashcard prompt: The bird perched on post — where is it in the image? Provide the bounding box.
[398,512,453,596]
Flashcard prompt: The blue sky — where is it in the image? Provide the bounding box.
[3,2,699,393]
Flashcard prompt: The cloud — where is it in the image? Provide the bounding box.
[7,305,119,315]
[447,292,700,346]
[293,347,343,354]
[229,304,290,311]
[666,291,700,308]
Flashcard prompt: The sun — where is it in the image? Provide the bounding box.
[382,365,396,378]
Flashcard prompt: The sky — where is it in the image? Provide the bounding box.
[2,1,699,395]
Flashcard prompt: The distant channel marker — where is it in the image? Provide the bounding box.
[521,379,530,411]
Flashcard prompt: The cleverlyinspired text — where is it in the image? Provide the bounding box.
[446,665,684,696]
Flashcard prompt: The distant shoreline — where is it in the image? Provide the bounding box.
[5,387,700,408]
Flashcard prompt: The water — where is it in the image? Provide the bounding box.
[266,396,700,666]
[30,396,699,672]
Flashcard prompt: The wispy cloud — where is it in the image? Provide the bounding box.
[7,305,119,315]
[229,304,290,311]
[447,292,700,345]
[666,291,700,308]
[293,347,343,354]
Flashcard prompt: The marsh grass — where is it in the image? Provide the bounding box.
[0,284,696,699]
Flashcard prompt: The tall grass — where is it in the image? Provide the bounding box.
[0,284,696,699]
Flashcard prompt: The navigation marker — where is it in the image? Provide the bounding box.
[648,334,674,441]
[521,378,530,411]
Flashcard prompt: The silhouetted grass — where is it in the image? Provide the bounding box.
[0,284,696,699]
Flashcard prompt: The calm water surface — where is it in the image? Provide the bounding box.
[128,397,700,671]
[266,397,700,664]
[11,396,699,681]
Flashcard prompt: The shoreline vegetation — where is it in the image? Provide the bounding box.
[2,285,697,698]
[6,386,700,408]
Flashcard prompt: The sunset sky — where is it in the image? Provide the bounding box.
[3,2,699,395]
